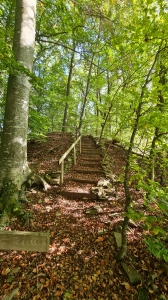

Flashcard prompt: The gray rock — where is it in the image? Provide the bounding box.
[121,263,143,284]
[113,232,122,248]
[109,212,120,218]
[85,208,98,215]
[104,220,111,226]
[50,178,60,185]
[98,228,108,235]
[85,206,103,215]
[98,179,111,188]
[51,171,61,178]
[94,205,103,213]
[138,287,149,300]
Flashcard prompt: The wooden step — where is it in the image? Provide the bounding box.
[82,145,98,150]
[81,158,101,162]
[82,151,99,155]
[82,147,96,149]
[81,144,96,147]
[70,178,98,184]
[82,157,101,161]
[59,191,99,200]
[80,163,101,167]
[82,153,101,156]
[75,169,102,174]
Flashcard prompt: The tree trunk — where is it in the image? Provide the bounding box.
[62,42,76,132]
[0,0,36,217]
[116,101,142,260]
[148,128,159,181]
[78,54,94,133]
[116,47,161,260]
[148,64,166,181]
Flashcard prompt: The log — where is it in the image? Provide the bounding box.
[0,231,50,252]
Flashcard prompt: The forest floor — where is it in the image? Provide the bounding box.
[0,132,168,300]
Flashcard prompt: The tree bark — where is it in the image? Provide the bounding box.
[62,42,76,132]
[116,46,161,260]
[78,54,94,133]
[148,64,167,181]
[0,0,36,216]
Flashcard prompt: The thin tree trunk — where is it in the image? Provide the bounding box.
[99,85,120,143]
[148,64,166,181]
[116,101,142,260]
[148,128,159,181]
[116,46,161,260]
[78,54,94,133]
[62,42,76,132]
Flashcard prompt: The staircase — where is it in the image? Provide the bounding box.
[59,135,104,200]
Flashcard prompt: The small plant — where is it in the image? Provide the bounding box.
[145,236,168,262]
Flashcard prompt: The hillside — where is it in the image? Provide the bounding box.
[0,132,167,300]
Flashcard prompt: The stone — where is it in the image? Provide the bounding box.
[91,187,99,193]
[128,219,138,228]
[113,232,122,248]
[50,178,60,185]
[104,220,111,226]
[85,205,103,215]
[85,208,98,215]
[109,212,120,218]
[94,205,103,213]
[98,228,108,235]
[138,287,149,300]
[121,263,143,284]
[114,218,138,228]
[45,174,51,182]
[98,179,111,188]
[51,172,61,178]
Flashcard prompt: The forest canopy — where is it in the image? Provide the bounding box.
[0,0,167,143]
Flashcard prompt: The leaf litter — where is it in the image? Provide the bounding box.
[0,132,167,300]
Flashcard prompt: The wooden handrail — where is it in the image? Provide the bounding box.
[59,135,81,183]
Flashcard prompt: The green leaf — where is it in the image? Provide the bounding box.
[7,275,14,283]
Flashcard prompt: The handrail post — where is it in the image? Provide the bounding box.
[59,135,81,183]
[79,138,81,154]
[74,146,76,165]
[60,160,64,184]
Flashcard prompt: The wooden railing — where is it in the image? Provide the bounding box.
[59,135,81,184]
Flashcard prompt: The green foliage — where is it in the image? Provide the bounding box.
[145,236,168,262]
[28,109,50,138]
[129,179,168,262]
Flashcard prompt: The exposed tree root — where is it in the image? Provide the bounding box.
[22,172,50,191]
[0,174,50,226]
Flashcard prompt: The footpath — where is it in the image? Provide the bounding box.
[58,135,104,200]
